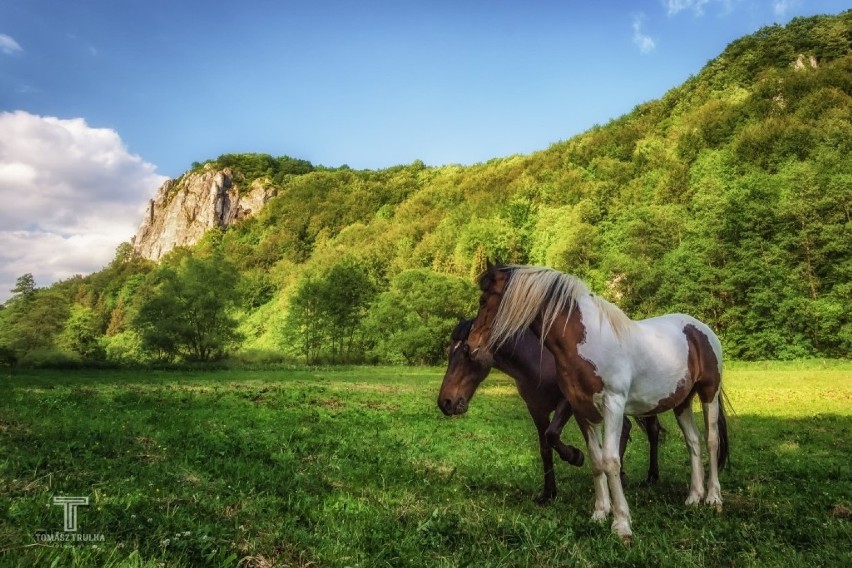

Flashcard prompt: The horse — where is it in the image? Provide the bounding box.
[438,319,665,504]
[466,262,729,541]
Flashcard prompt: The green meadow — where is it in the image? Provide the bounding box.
[1,361,850,567]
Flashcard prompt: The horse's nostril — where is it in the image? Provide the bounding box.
[440,398,453,413]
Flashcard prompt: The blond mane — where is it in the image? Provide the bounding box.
[486,266,634,352]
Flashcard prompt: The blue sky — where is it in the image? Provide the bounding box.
[0,0,848,299]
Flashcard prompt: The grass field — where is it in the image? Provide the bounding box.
[1,361,850,567]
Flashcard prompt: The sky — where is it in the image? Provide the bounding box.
[0,0,848,302]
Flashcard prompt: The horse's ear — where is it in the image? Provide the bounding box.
[486,258,494,270]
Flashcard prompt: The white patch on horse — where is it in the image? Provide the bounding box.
[576,303,709,416]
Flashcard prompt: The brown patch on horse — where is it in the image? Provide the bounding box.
[649,324,721,416]
[684,324,722,404]
[649,376,694,416]
[536,306,605,424]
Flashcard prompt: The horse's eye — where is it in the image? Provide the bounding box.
[462,343,470,356]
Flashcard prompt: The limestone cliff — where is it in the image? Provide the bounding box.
[132,166,276,261]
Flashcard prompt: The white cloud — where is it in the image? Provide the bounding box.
[664,0,745,17]
[773,0,799,17]
[0,111,167,302]
[0,33,23,55]
[632,15,656,54]
[663,0,710,16]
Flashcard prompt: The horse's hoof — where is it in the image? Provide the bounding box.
[557,446,584,467]
[535,492,555,505]
[705,496,723,512]
[569,449,584,467]
[591,509,609,523]
[642,475,659,487]
[685,493,704,506]
[612,520,633,545]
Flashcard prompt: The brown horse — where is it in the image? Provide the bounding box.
[438,319,664,504]
[466,263,729,541]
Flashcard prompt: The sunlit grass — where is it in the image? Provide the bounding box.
[0,361,850,567]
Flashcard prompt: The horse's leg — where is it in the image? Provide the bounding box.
[618,417,631,486]
[642,416,661,485]
[674,398,705,505]
[601,394,632,540]
[580,420,611,523]
[530,405,558,504]
[702,395,723,510]
[546,398,584,466]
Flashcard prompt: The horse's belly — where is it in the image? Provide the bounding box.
[624,381,688,415]
[624,361,691,416]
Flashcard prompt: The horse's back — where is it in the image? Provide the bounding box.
[650,314,722,373]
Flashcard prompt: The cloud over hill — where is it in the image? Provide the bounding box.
[0,111,166,301]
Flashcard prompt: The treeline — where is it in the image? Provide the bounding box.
[0,252,475,367]
[1,12,850,367]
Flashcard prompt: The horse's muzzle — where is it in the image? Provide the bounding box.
[438,397,468,416]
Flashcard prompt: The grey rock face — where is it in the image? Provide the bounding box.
[132,166,274,260]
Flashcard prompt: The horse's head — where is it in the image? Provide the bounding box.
[437,319,491,416]
[467,260,513,366]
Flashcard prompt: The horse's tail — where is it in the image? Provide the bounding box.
[717,387,730,471]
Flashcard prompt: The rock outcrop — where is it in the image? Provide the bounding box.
[132,166,275,261]
[793,53,818,70]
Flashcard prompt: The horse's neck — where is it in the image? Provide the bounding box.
[493,330,556,386]
[532,301,612,423]
[531,300,593,364]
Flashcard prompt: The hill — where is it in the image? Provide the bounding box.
[1,11,850,365]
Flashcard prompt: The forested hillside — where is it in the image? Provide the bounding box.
[1,12,850,366]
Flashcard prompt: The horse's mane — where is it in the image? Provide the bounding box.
[485,265,634,352]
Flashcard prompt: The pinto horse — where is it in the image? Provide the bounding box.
[438,319,665,503]
[466,263,729,541]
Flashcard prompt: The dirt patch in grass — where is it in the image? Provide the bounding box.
[136,436,165,463]
[831,504,852,519]
[316,397,344,410]
[361,400,400,412]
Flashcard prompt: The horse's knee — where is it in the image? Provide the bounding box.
[545,428,560,448]
[588,455,607,476]
[602,455,621,477]
[707,435,719,453]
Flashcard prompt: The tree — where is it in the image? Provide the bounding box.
[61,305,105,360]
[111,242,135,267]
[362,270,477,365]
[10,273,35,302]
[322,260,376,359]
[282,258,376,363]
[0,345,17,375]
[133,254,243,361]
[0,284,68,357]
[282,275,328,364]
